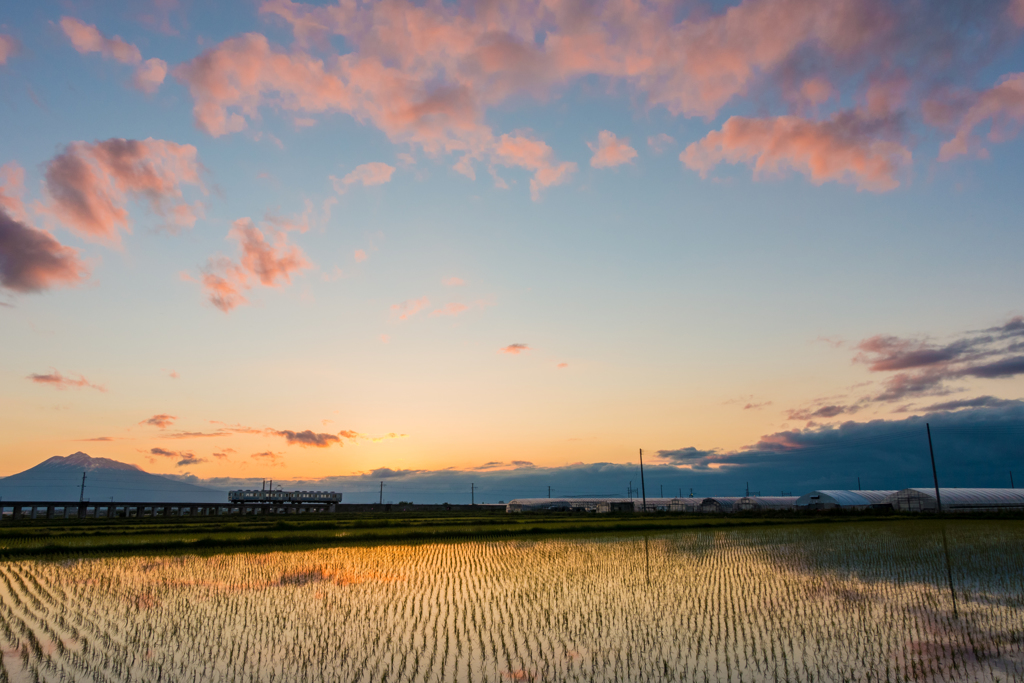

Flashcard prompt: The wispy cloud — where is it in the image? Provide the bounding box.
[27,370,105,392]
[141,414,176,429]
[330,162,396,193]
[499,343,529,355]
[391,296,429,320]
[273,429,342,448]
[59,17,167,93]
[588,130,637,168]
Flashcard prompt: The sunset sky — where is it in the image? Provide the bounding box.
[2,0,1024,498]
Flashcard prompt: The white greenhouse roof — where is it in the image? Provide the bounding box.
[895,488,1024,507]
[794,490,897,507]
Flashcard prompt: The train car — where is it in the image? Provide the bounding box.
[228,489,341,504]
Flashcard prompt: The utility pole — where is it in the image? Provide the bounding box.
[927,423,943,514]
[79,472,87,503]
[379,482,384,505]
[745,482,749,497]
[471,483,476,505]
[1011,472,1015,489]
[629,481,632,500]
[548,485,551,499]
[639,448,647,513]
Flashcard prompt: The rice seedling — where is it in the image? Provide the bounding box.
[0,520,1021,682]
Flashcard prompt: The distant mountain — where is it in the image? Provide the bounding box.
[0,452,225,503]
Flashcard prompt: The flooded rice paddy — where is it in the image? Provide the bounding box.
[1,520,1022,682]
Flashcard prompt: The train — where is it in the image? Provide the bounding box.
[228,489,341,504]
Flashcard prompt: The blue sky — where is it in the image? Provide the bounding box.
[1,0,1023,497]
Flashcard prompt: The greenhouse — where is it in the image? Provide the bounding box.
[735,496,799,512]
[698,497,743,513]
[506,497,691,513]
[885,488,1024,513]
[793,490,897,511]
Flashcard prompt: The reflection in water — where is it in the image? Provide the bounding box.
[941,525,958,619]
[0,521,1022,682]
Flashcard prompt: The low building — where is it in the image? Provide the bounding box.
[886,488,1024,513]
[735,496,798,512]
[793,490,896,511]
[699,497,742,513]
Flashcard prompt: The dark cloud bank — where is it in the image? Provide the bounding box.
[168,403,1024,504]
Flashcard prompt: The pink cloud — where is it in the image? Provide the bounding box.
[133,58,169,95]
[391,296,429,320]
[174,1,1015,194]
[0,163,26,220]
[172,33,356,137]
[27,369,105,391]
[331,162,396,192]
[251,451,284,464]
[60,17,167,93]
[588,130,638,168]
[680,112,911,192]
[379,333,389,344]
[556,362,568,368]
[273,429,341,447]
[141,414,176,428]
[61,17,141,64]
[799,77,835,107]
[149,447,206,467]
[353,249,368,263]
[499,343,529,355]
[231,218,310,287]
[936,73,1024,162]
[197,217,312,312]
[646,134,675,154]
[174,30,573,199]
[442,276,464,286]
[430,302,468,317]
[1,164,88,293]
[42,138,203,244]
[1012,0,1024,26]
[0,35,19,65]
[491,133,577,200]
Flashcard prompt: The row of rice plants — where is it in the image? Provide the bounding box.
[0,520,1021,682]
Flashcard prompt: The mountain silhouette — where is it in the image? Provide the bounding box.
[0,452,224,503]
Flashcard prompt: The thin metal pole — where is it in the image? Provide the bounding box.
[79,472,87,503]
[927,423,943,514]
[379,482,383,505]
[639,448,647,513]
[471,483,475,505]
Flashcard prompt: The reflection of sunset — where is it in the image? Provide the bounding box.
[2,521,1021,681]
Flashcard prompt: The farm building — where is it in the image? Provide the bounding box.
[699,497,743,513]
[794,490,897,511]
[886,488,1024,513]
[735,496,798,512]
[506,497,688,513]
[634,498,683,512]
[669,498,700,513]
